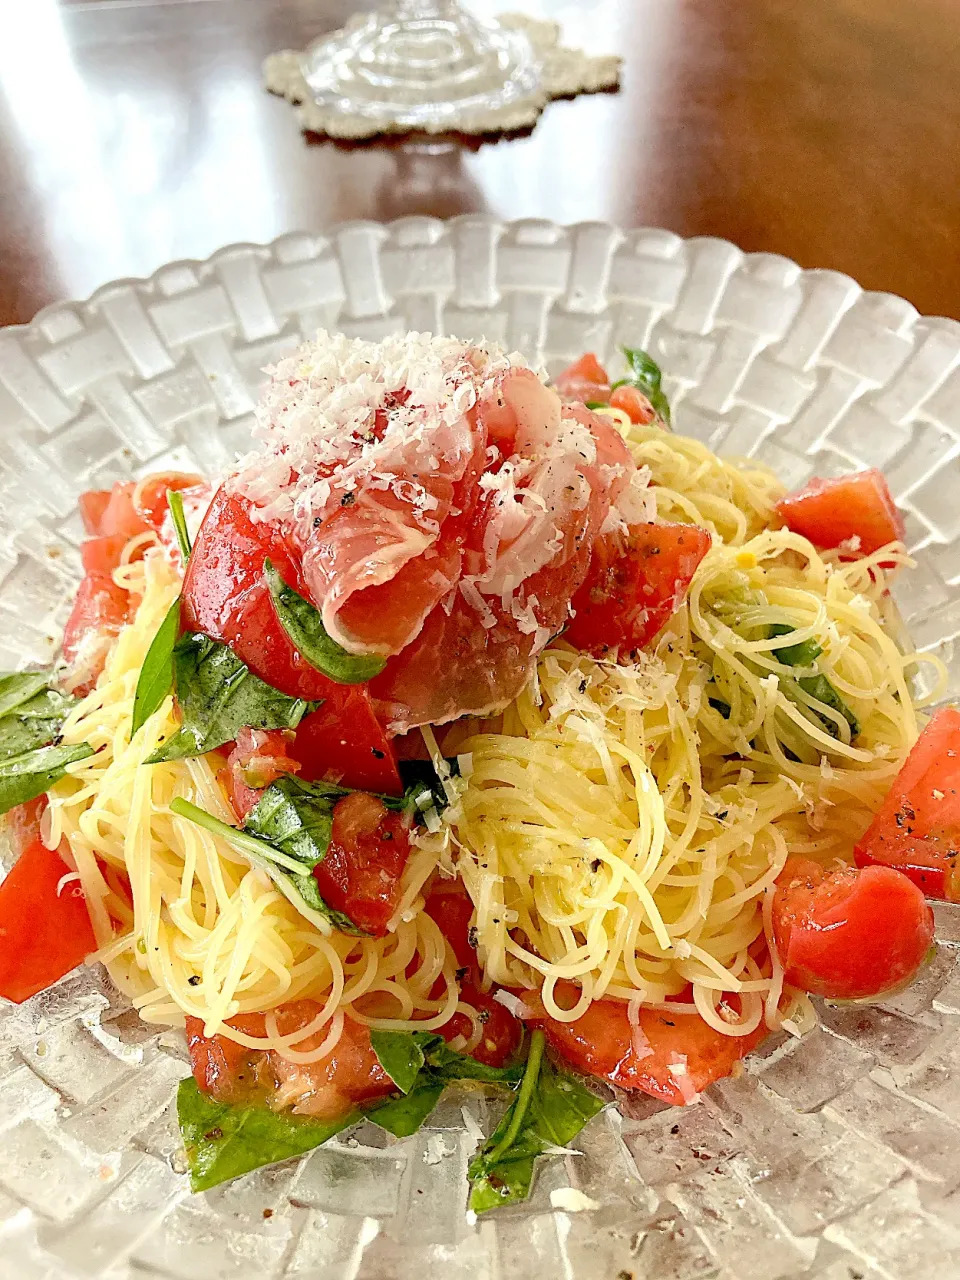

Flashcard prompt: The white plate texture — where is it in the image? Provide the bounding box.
[2,217,960,1280]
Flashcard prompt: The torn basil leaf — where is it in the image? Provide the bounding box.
[131,598,181,738]
[176,1077,359,1193]
[264,560,386,685]
[767,623,822,668]
[146,633,319,763]
[0,671,52,719]
[169,797,361,934]
[0,742,95,815]
[243,773,344,870]
[396,756,459,816]
[367,1028,523,1139]
[797,673,860,740]
[0,686,76,759]
[612,346,672,425]
[468,1030,605,1214]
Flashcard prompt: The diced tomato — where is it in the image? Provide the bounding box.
[776,469,905,559]
[533,981,765,1105]
[0,839,97,1004]
[609,384,657,425]
[565,521,711,657]
[424,879,477,973]
[132,471,205,533]
[97,483,152,540]
[61,570,132,691]
[223,728,301,821]
[5,797,46,857]
[80,534,133,575]
[182,485,400,794]
[772,856,934,1001]
[554,353,611,405]
[440,982,522,1067]
[314,791,412,937]
[186,1001,395,1120]
[855,708,960,900]
[78,489,113,537]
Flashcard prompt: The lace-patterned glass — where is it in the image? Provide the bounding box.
[2,218,960,1278]
[300,1,541,132]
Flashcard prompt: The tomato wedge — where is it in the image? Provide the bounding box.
[534,981,765,1105]
[132,471,205,533]
[565,522,711,658]
[854,708,960,899]
[776,469,904,558]
[772,856,934,1001]
[80,534,133,575]
[0,839,96,1004]
[182,485,400,794]
[61,570,132,692]
[554,353,611,405]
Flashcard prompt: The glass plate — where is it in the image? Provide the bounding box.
[2,218,960,1280]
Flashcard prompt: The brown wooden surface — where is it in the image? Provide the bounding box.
[1,0,958,327]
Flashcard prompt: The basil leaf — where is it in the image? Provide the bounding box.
[167,489,192,562]
[468,1032,605,1214]
[0,688,76,759]
[0,671,52,719]
[396,757,459,816]
[584,400,609,410]
[611,346,672,425]
[768,623,822,668]
[797,674,860,740]
[170,797,363,935]
[131,598,180,738]
[243,774,345,869]
[146,633,319,763]
[370,1029,437,1094]
[176,1077,358,1193]
[264,560,386,685]
[0,742,95,815]
[365,1078,448,1138]
[708,696,731,719]
[366,1028,523,1139]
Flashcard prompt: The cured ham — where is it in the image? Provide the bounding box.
[231,333,651,734]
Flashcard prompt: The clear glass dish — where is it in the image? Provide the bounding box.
[1,217,959,1279]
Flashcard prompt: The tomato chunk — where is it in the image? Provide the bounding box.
[439,981,522,1068]
[0,839,96,1003]
[62,570,132,692]
[424,880,477,973]
[81,534,133,575]
[776,469,904,558]
[855,708,960,899]
[609,384,657,425]
[5,797,46,857]
[78,489,113,537]
[554,353,611,405]
[223,728,301,821]
[314,791,412,937]
[132,471,205,533]
[772,856,934,1001]
[565,522,711,657]
[186,1001,394,1120]
[534,981,765,1105]
[182,485,400,794]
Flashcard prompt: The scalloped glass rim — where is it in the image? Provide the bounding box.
[1,217,960,1280]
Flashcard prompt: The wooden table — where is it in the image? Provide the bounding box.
[2,0,958,327]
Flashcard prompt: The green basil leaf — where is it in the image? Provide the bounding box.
[584,400,609,410]
[131,598,181,738]
[365,1078,447,1138]
[146,633,319,763]
[243,774,345,870]
[264,560,386,685]
[167,489,192,562]
[611,346,672,425]
[370,1029,438,1094]
[176,1077,358,1193]
[0,688,76,759]
[797,674,860,740]
[425,1041,523,1085]
[0,742,95,815]
[0,671,52,719]
[767,623,823,668]
[468,1032,605,1214]
[396,757,459,816]
[170,797,363,935]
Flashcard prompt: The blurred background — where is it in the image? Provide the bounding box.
[1,0,957,325]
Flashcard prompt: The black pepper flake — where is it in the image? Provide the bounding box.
[467,925,479,949]
[341,492,356,507]
[371,748,385,759]
[478,1008,491,1024]
[203,1128,224,1142]
[590,858,602,872]
[455,966,469,981]
[579,678,588,694]
[188,975,201,986]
